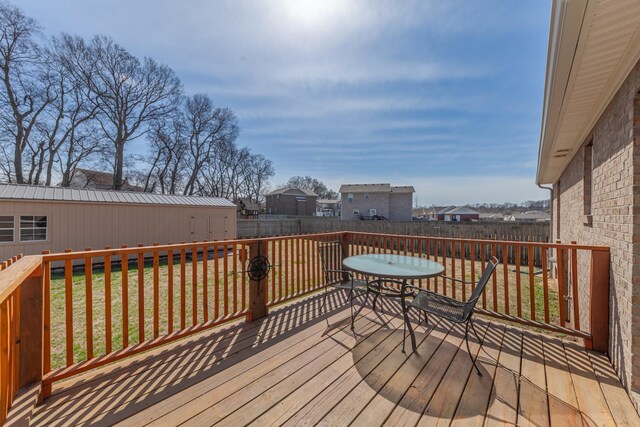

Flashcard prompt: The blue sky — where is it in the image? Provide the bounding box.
[20,0,552,205]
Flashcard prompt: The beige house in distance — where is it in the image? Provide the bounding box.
[0,184,237,260]
[340,183,414,221]
[537,0,640,409]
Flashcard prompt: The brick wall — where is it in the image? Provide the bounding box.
[553,58,640,408]
[340,192,389,220]
[389,193,413,220]
[265,194,316,216]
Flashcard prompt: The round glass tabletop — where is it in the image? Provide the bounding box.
[342,253,444,280]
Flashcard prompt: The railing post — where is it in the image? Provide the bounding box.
[19,260,43,388]
[587,249,610,352]
[340,232,350,282]
[247,240,268,322]
[556,240,570,323]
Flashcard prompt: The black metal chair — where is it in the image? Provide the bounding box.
[318,242,368,317]
[401,256,499,376]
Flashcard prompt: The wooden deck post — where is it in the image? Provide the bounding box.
[247,240,268,322]
[556,240,570,323]
[340,232,350,281]
[586,249,610,352]
[19,262,43,388]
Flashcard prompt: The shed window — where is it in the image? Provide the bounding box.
[347,193,353,203]
[19,216,47,242]
[0,216,14,243]
[364,193,369,199]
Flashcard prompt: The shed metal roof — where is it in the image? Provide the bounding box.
[0,184,236,207]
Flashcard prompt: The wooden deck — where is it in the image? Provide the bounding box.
[30,291,639,426]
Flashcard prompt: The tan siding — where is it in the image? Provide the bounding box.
[0,200,236,259]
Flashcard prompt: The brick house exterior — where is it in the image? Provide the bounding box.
[537,0,640,410]
[265,188,317,216]
[339,184,414,221]
[68,168,143,192]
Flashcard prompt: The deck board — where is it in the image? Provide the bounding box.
[30,292,640,426]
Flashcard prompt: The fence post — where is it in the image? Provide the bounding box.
[18,259,44,388]
[247,240,268,322]
[586,249,610,352]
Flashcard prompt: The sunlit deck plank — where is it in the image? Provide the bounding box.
[542,335,583,427]
[383,323,466,426]
[588,350,640,426]
[483,325,523,426]
[517,331,550,427]
[450,323,506,427]
[564,339,617,426]
[28,292,640,427]
[253,314,431,427]
[416,320,490,427]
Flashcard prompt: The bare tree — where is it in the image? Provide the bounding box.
[34,36,99,185]
[182,94,239,196]
[142,114,188,194]
[0,2,52,183]
[243,153,274,203]
[62,34,182,190]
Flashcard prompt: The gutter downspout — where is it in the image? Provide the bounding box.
[538,183,554,241]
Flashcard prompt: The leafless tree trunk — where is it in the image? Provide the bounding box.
[181,94,239,196]
[61,34,182,190]
[0,3,53,183]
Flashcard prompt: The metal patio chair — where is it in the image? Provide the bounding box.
[318,241,368,318]
[401,256,499,376]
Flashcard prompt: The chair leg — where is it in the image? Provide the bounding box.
[470,317,483,346]
[350,287,355,325]
[352,288,370,330]
[320,286,328,313]
[465,321,482,376]
[402,315,407,353]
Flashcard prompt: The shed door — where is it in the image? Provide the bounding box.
[209,214,228,240]
[190,216,209,241]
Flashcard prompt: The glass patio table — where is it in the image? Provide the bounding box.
[342,253,445,328]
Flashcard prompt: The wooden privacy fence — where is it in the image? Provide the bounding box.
[0,230,610,420]
[238,218,551,248]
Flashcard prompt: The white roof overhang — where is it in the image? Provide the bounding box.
[537,0,640,184]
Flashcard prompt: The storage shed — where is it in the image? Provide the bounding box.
[0,184,237,259]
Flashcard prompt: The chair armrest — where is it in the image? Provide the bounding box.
[400,283,423,297]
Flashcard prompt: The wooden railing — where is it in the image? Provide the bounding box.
[0,254,43,424]
[0,231,611,423]
[346,232,610,347]
[39,232,344,397]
